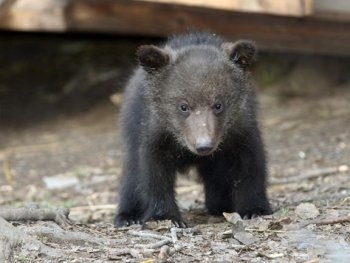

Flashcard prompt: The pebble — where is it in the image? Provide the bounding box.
[295,203,320,219]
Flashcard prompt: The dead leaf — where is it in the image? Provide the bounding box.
[223,212,244,233]
[234,231,259,245]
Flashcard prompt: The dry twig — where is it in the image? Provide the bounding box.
[287,215,350,230]
[0,207,72,226]
[70,204,116,212]
[170,227,178,243]
[289,192,350,205]
[26,223,119,246]
[158,245,171,260]
[270,165,348,185]
[128,229,174,249]
[0,217,61,262]
[127,230,172,242]
[135,239,172,249]
[303,258,320,263]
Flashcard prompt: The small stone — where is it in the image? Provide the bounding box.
[295,203,320,219]
[43,174,79,189]
[338,165,349,173]
[298,151,306,159]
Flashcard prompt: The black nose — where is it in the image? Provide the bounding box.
[195,138,214,155]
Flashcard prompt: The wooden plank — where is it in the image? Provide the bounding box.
[0,0,349,55]
[139,0,313,16]
[314,0,350,14]
[0,0,67,31]
[64,0,350,56]
[313,0,350,21]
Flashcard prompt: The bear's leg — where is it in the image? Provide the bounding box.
[114,156,144,227]
[233,165,272,219]
[140,151,186,228]
[198,132,272,218]
[233,132,272,218]
[198,160,235,215]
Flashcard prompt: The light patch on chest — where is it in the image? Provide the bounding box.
[202,123,206,127]
[195,110,201,115]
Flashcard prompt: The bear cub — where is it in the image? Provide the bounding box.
[115,32,272,228]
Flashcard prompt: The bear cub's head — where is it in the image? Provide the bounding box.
[138,40,257,156]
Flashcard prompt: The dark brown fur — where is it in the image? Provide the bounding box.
[114,32,271,227]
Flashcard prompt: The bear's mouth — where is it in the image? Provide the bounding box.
[195,145,215,156]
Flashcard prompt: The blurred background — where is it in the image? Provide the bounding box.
[0,0,349,218]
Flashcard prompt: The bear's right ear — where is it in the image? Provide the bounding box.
[136,45,170,72]
[222,40,257,69]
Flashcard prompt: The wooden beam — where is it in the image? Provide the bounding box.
[0,0,350,56]
[0,0,67,31]
[313,0,350,21]
[64,0,350,55]
[139,0,313,16]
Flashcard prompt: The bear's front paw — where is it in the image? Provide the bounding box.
[239,205,272,219]
[142,206,187,228]
[141,217,187,228]
[114,214,142,227]
[171,218,187,228]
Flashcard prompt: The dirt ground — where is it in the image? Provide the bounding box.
[0,36,350,262]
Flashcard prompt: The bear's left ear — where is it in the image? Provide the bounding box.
[222,40,257,69]
[136,45,170,72]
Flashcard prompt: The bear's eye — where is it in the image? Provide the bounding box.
[179,102,190,113]
[213,102,224,114]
